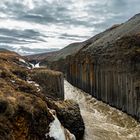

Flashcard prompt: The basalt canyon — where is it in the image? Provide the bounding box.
[0,13,140,140]
[28,14,140,122]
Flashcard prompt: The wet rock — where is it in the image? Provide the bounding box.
[47,99,85,139]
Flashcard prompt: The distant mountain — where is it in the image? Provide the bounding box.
[26,42,85,63]
[0,48,21,56]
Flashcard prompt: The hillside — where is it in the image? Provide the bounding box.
[26,14,140,66]
[26,51,58,62]
[0,50,84,140]
[26,42,85,64]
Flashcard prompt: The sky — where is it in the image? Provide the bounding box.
[0,0,140,55]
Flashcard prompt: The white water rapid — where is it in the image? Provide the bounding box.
[64,80,140,140]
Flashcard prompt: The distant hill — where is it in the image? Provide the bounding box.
[26,51,58,62]
[0,48,9,52]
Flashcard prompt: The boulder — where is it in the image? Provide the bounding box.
[46,99,85,139]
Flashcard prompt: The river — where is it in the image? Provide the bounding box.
[64,80,140,140]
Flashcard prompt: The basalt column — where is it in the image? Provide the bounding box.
[67,59,140,121]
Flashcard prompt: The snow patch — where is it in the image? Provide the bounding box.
[27,66,31,69]
[46,110,76,140]
[19,58,40,69]
[34,62,40,68]
[47,115,66,140]
[19,58,26,64]
[29,63,34,68]
[10,80,15,83]
[27,80,40,92]
[65,129,76,140]
[29,62,40,69]
[19,58,32,69]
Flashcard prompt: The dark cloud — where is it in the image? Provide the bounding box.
[1,0,140,27]
[0,28,47,47]
[15,46,59,55]
[0,28,46,40]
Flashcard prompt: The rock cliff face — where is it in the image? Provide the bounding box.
[0,50,84,140]
[30,68,64,100]
[46,99,85,139]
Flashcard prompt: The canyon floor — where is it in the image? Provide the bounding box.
[65,80,140,140]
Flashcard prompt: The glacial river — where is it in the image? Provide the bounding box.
[64,80,140,140]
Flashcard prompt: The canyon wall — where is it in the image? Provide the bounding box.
[66,35,140,121]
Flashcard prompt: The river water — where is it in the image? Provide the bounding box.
[64,80,140,140]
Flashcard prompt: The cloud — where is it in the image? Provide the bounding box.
[0,0,140,55]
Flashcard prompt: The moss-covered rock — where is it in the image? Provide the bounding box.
[30,68,64,100]
[46,99,85,139]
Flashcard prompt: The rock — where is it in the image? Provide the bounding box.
[47,99,85,139]
[0,88,54,140]
[30,68,64,100]
[46,109,76,140]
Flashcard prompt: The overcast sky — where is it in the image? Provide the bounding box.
[0,0,140,55]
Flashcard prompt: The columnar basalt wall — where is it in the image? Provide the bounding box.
[31,68,64,100]
[47,40,140,122]
[66,48,140,121]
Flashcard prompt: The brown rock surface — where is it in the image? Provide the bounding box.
[30,68,64,100]
[46,99,85,139]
